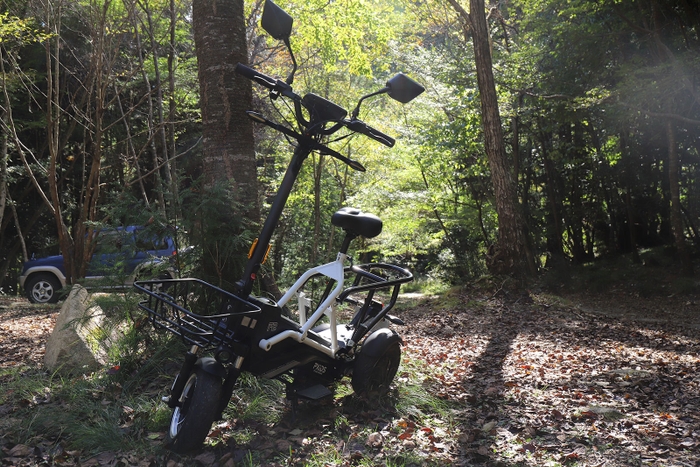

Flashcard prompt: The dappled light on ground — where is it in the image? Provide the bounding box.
[1,287,699,466]
[400,288,700,466]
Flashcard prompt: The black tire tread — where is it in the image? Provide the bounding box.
[165,368,222,453]
[351,333,401,397]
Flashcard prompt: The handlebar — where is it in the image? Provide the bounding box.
[235,63,274,88]
[345,119,395,148]
[235,63,299,101]
[236,61,396,154]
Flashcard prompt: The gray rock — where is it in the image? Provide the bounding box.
[44,286,113,374]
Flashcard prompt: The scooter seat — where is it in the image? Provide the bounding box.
[331,207,383,238]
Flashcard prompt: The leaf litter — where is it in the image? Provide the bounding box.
[1,284,699,466]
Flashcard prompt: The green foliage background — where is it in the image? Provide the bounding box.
[1,0,699,294]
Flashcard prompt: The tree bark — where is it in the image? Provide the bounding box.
[448,0,536,277]
[0,108,7,230]
[44,1,77,284]
[192,0,260,285]
[666,120,694,275]
[192,0,258,215]
[167,0,180,217]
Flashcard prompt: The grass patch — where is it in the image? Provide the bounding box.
[401,276,449,296]
[226,373,286,424]
[0,366,54,407]
[1,289,460,465]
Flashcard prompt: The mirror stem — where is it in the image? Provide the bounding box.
[285,38,297,85]
[350,87,388,120]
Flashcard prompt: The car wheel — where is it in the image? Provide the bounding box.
[26,273,62,304]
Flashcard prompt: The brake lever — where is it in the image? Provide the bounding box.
[246,111,365,172]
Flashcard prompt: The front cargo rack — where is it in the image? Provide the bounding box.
[134,278,261,350]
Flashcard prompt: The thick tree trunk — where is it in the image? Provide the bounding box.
[192,0,260,286]
[192,0,258,218]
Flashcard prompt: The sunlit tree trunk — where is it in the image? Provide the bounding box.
[44,0,77,284]
[448,0,536,278]
[133,0,167,214]
[142,0,174,212]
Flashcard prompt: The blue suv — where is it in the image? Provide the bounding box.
[20,226,178,304]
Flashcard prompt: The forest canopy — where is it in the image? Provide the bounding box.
[1,0,699,294]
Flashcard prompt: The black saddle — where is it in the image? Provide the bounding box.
[331,207,383,238]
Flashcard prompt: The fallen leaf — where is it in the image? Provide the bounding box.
[366,432,383,447]
[8,445,32,457]
[481,421,497,432]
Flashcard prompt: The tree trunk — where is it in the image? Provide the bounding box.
[134,1,167,215]
[44,2,76,284]
[0,108,7,229]
[192,0,259,284]
[449,0,535,277]
[143,2,173,211]
[666,120,693,276]
[167,0,180,217]
[312,154,325,265]
[540,135,565,265]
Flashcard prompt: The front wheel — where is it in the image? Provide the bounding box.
[165,367,222,454]
[351,329,402,398]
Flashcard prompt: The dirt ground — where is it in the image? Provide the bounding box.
[1,282,699,466]
[0,298,58,369]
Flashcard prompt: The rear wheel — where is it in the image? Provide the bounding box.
[25,273,62,304]
[165,367,222,453]
[351,329,402,397]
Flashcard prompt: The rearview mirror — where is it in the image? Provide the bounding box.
[386,73,425,104]
[261,0,293,41]
[350,72,424,119]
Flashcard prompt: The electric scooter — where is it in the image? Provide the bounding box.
[135,0,424,453]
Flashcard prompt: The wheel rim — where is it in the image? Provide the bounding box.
[170,373,197,439]
[31,281,54,303]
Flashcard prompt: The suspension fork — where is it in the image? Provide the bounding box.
[166,345,199,408]
[217,356,245,419]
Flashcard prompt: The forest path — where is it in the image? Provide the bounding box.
[1,283,699,466]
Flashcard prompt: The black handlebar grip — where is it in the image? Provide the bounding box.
[346,120,396,148]
[364,125,396,148]
[235,63,277,90]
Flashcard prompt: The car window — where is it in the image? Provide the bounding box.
[93,230,126,255]
[135,237,168,251]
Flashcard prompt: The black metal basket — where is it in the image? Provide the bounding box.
[134,278,261,350]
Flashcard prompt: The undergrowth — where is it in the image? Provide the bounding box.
[1,289,457,466]
[540,246,700,296]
